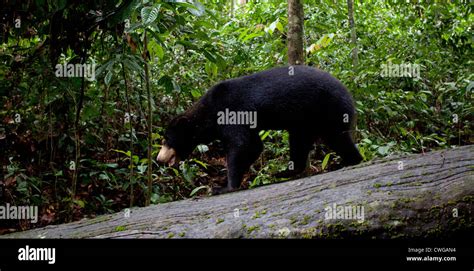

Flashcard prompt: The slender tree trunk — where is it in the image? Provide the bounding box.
[143,30,153,206]
[287,0,304,65]
[71,60,86,221]
[347,0,359,71]
[101,85,109,160]
[122,60,134,208]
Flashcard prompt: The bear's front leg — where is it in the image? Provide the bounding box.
[212,131,263,195]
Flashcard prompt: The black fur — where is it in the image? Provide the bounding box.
[162,65,363,193]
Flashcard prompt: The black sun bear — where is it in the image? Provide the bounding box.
[157,65,363,194]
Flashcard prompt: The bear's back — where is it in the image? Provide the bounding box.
[199,65,354,131]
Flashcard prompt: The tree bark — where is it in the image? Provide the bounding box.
[143,30,153,206]
[287,0,304,65]
[2,145,473,239]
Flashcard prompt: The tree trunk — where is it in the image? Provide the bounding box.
[2,145,473,239]
[287,0,304,65]
[347,0,359,70]
[143,30,153,206]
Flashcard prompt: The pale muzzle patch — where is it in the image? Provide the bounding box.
[157,145,178,166]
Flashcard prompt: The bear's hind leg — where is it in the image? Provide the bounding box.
[274,130,313,179]
[324,132,363,166]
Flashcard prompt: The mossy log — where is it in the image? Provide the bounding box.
[3,145,473,239]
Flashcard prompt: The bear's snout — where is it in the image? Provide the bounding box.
[157,145,178,166]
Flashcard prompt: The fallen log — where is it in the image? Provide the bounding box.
[2,145,473,239]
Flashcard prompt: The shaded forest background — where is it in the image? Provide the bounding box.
[0,0,472,233]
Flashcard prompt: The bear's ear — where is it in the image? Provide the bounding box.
[172,115,190,127]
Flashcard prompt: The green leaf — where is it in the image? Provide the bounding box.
[311,33,335,52]
[377,145,390,156]
[191,89,201,98]
[137,164,147,174]
[95,59,114,78]
[112,149,131,157]
[186,1,205,16]
[155,43,164,59]
[132,155,139,164]
[266,20,278,35]
[205,61,218,78]
[321,153,332,171]
[170,167,179,176]
[150,193,160,204]
[172,80,181,92]
[82,104,100,121]
[149,39,164,60]
[213,53,226,70]
[158,75,173,93]
[259,130,271,140]
[99,173,110,180]
[182,167,196,182]
[141,5,161,25]
[123,56,145,78]
[238,28,249,40]
[241,32,263,42]
[191,158,208,169]
[276,21,284,33]
[196,145,209,153]
[202,49,216,63]
[176,39,198,50]
[361,138,372,145]
[190,185,207,197]
[74,199,85,208]
[105,70,113,86]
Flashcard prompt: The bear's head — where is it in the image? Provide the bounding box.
[157,115,195,166]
